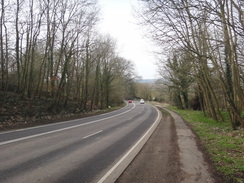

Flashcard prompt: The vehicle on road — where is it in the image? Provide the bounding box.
[140,99,145,104]
[128,100,132,103]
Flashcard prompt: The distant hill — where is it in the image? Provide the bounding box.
[136,79,156,83]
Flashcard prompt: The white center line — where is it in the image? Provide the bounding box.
[83,130,103,139]
[0,104,136,146]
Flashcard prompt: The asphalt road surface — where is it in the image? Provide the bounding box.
[0,102,160,183]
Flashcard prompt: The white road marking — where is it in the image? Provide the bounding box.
[97,106,161,183]
[0,104,136,146]
[83,130,103,139]
[0,103,130,135]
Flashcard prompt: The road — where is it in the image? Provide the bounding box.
[0,102,160,183]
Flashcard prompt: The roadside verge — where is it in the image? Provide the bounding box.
[163,108,216,183]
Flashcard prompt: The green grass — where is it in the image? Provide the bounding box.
[167,106,244,183]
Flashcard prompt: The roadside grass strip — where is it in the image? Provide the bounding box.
[168,106,244,183]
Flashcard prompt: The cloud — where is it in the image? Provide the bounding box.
[98,0,158,79]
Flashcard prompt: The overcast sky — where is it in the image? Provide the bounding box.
[97,0,158,79]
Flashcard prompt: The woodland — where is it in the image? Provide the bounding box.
[138,0,244,129]
[0,0,138,126]
[1,1,242,181]
[0,0,244,130]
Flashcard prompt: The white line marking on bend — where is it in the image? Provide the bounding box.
[0,104,136,146]
[97,106,160,183]
[0,103,130,135]
[83,130,103,139]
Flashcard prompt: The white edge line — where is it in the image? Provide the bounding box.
[0,103,136,146]
[83,130,103,139]
[97,105,162,183]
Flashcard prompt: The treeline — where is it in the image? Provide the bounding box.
[139,0,244,129]
[0,0,136,112]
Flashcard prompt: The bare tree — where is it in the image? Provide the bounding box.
[0,0,6,90]
[1,0,137,115]
[138,0,244,128]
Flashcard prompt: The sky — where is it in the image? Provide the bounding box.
[97,0,158,79]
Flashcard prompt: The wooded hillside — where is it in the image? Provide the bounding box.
[139,0,244,129]
[0,0,137,114]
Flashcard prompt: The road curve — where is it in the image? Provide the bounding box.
[0,102,161,183]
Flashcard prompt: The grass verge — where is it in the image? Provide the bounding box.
[167,106,244,183]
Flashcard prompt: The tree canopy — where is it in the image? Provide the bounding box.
[138,0,244,129]
[0,0,137,112]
